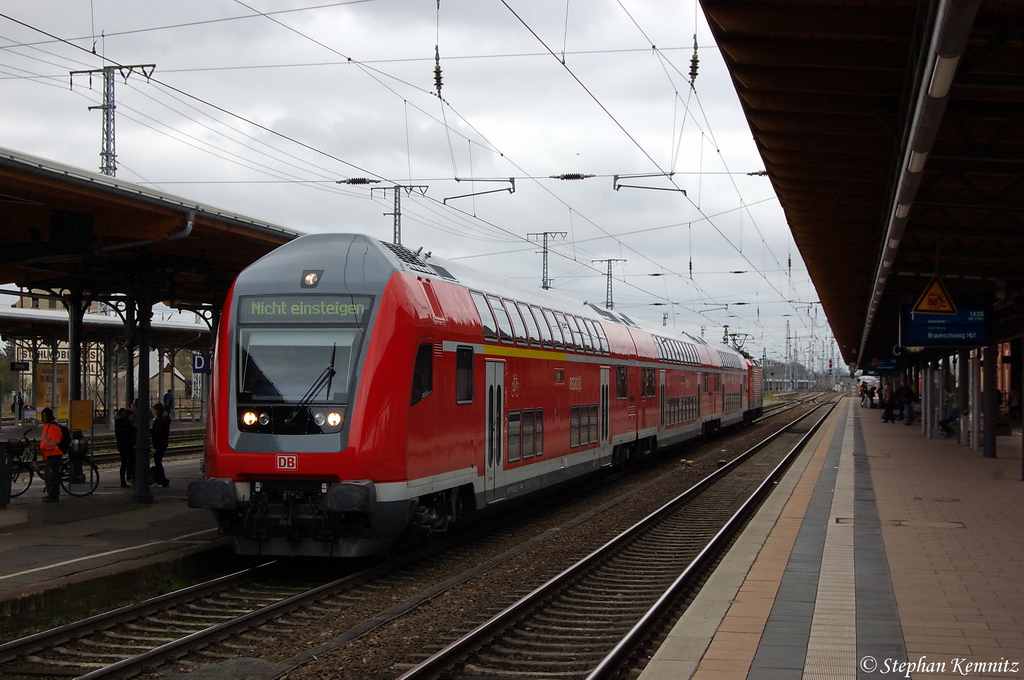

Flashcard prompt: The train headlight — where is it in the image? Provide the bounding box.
[313,412,326,427]
[258,412,271,426]
[327,412,342,427]
[242,411,258,426]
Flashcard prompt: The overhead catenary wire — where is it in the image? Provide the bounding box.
[0,7,816,354]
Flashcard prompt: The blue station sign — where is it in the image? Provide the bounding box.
[900,305,992,347]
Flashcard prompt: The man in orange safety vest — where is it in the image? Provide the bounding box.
[39,407,63,502]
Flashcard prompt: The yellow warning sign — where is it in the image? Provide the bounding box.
[912,276,957,315]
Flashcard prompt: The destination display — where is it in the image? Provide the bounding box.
[899,305,992,347]
[239,295,373,324]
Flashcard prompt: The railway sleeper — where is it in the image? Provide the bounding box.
[33,650,116,666]
[76,638,155,652]
[123,623,199,636]
[518,613,634,631]
[550,600,659,617]
[465,656,597,673]
[488,635,622,651]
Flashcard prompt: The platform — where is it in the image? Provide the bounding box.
[640,396,1024,679]
[0,454,227,632]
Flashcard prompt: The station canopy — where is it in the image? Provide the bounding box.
[700,0,1024,367]
[0,146,301,312]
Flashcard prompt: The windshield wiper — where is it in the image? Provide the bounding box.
[284,343,337,426]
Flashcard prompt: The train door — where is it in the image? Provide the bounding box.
[696,372,702,418]
[600,367,610,444]
[485,360,505,503]
[659,370,666,428]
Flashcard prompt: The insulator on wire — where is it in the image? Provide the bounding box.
[337,178,380,185]
[434,45,443,96]
[550,173,595,181]
[688,34,699,87]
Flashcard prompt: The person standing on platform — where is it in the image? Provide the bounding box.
[115,408,136,487]
[150,402,171,487]
[898,379,916,425]
[38,407,63,502]
[163,389,174,420]
[881,383,895,422]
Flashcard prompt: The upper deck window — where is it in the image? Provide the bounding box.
[470,291,498,342]
[487,294,515,344]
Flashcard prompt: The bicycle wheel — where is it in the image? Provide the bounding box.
[10,461,33,497]
[60,460,100,496]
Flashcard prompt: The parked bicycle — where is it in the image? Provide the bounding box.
[8,428,100,497]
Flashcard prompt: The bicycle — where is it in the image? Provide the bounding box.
[8,428,100,497]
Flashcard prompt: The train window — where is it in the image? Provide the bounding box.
[576,316,596,353]
[516,302,542,347]
[542,308,565,350]
[642,367,656,398]
[579,405,589,445]
[456,346,473,404]
[507,410,521,462]
[522,409,535,459]
[503,299,529,346]
[569,316,590,353]
[587,319,608,355]
[570,405,580,447]
[554,368,565,383]
[411,343,433,405]
[529,305,553,348]
[237,327,362,404]
[535,409,544,456]
[420,279,444,320]
[569,315,589,352]
[616,365,628,399]
[554,311,578,351]
[470,291,498,342]
[487,295,515,344]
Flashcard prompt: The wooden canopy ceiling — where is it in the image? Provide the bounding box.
[0,147,300,310]
[700,0,1024,367]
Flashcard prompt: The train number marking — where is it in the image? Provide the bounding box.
[276,455,298,471]
[568,376,582,391]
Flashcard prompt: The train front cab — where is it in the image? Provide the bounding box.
[190,236,438,558]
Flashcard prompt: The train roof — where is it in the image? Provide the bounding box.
[237,233,747,370]
[375,237,747,370]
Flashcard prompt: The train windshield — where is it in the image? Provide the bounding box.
[237,328,363,403]
[236,294,372,404]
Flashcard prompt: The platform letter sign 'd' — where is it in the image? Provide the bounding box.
[192,354,211,374]
[276,455,298,471]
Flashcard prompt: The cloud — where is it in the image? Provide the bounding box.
[0,0,834,366]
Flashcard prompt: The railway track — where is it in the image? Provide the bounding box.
[0,398,835,679]
[394,399,838,679]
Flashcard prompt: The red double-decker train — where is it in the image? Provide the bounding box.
[189,233,763,557]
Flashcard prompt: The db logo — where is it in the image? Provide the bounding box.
[276,455,298,471]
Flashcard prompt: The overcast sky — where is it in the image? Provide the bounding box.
[0,0,837,369]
